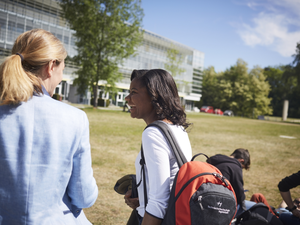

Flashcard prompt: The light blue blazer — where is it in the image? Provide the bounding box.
[0,88,98,225]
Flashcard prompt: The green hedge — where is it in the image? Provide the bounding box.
[52,93,61,101]
[90,98,110,107]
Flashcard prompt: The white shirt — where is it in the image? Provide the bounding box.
[135,122,192,219]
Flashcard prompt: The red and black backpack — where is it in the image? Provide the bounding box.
[141,121,237,225]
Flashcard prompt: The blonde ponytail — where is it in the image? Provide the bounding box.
[0,54,41,105]
[0,29,67,105]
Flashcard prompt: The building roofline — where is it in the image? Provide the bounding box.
[142,28,204,54]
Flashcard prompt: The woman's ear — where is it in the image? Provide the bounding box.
[40,60,56,81]
[40,62,51,81]
[46,60,55,78]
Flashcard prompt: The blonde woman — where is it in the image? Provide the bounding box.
[0,29,98,224]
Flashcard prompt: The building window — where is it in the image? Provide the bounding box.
[64,36,69,45]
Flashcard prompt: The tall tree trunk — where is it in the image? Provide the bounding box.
[93,83,98,108]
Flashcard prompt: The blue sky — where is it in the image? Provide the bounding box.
[141,0,300,72]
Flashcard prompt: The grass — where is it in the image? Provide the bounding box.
[80,108,300,225]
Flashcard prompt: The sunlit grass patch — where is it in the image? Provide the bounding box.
[83,109,300,224]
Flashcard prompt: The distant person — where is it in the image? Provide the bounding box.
[277,171,300,225]
[207,148,255,215]
[123,101,131,112]
[0,29,98,224]
[123,69,192,225]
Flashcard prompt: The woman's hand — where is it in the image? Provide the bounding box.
[124,189,140,209]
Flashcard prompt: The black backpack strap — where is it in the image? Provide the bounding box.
[191,153,209,161]
[140,146,148,207]
[235,203,270,224]
[139,120,188,208]
[146,121,188,167]
[247,202,270,211]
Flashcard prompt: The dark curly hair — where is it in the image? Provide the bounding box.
[130,69,190,129]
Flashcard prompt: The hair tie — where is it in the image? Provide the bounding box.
[16,52,24,62]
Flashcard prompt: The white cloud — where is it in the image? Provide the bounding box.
[238,13,287,46]
[237,0,300,57]
[270,0,300,18]
[275,32,300,57]
[245,0,300,17]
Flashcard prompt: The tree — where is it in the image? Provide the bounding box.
[165,47,185,77]
[264,66,292,117]
[280,42,300,118]
[201,66,224,109]
[291,42,300,85]
[165,47,187,92]
[201,59,272,117]
[60,0,144,107]
[221,59,251,115]
[248,66,273,117]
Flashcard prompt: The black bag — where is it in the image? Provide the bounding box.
[114,174,138,198]
[114,174,139,225]
[126,209,139,225]
[141,121,237,225]
[235,203,284,225]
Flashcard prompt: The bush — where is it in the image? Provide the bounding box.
[52,93,61,101]
[90,98,110,107]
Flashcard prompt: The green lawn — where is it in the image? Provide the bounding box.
[81,108,300,225]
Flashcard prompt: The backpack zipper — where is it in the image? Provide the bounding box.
[175,172,229,201]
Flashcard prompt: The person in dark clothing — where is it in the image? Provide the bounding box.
[277,171,300,225]
[207,148,253,216]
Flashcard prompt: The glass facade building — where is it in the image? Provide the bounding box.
[0,0,204,110]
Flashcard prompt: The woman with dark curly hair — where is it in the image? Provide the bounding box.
[124,69,192,225]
